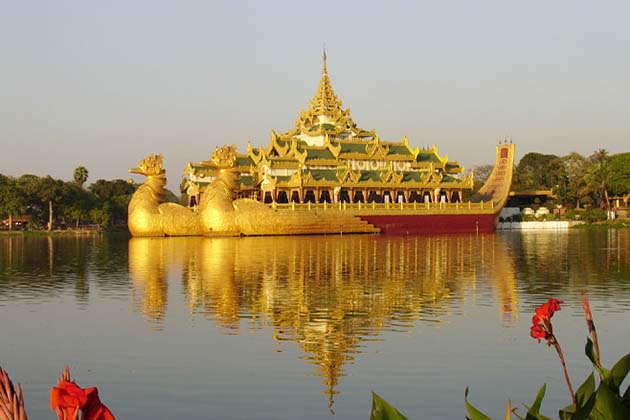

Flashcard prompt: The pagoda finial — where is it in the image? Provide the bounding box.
[305,48,342,116]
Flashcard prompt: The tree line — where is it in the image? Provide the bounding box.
[0,166,136,231]
[476,149,630,209]
[3,151,629,231]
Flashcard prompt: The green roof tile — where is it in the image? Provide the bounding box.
[388,145,412,156]
[235,156,254,166]
[305,149,335,159]
[339,142,367,153]
[416,153,441,163]
[358,171,382,182]
[402,172,423,182]
[306,169,338,181]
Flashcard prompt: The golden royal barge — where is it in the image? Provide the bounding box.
[128,54,514,237]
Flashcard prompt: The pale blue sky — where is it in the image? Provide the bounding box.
[1,1,629,186]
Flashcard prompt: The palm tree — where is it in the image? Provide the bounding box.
[583,149,611,208]
[73,166,89,188]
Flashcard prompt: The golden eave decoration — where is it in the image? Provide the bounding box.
[209,145,238,168]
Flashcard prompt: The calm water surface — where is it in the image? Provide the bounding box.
[1,231,629,419]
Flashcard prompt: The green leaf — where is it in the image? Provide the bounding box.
[559,393,597,420]
[576,373,596,407]
[527,384,546,416]
[523,384,554,420]
[592,382,630,420]
[464,388,492,420]
[560,372,598,420]
[585,338,600,368]
[607,353,630,394]
[370,392,409,420]
[559,404,574,420]
[585,338,609,380]
[623,382,630,407]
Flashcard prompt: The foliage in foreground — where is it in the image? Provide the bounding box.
[370,297,630,420]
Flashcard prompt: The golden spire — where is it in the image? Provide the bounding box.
[308,50,343,115]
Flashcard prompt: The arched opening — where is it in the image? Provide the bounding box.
[422,191,432,203]
[367,191,379,203]
[277,191,288,204]
[452,191,461,203]
[304,190,316,203]
[339,189,351,203]
[319,190,331,203]
[353,191,365,203]
[263,191,274,204]
[290,191,301,203]
[395,191,406,203]
[410,191,421,203]
[439,191,448,203]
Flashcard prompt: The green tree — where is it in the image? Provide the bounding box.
[89,202,112,227]
[583,149,611,208]
[15,174,46,228]
[607,152,630,197]
[89,179,136,226]
[61,183,94,228]
[73,166,89,188]
[0,176,26,231]
[29,176,65,231]
[513,152,564,191]
[561,152,587,208]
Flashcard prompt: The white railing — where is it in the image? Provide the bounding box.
[268,200,495,213]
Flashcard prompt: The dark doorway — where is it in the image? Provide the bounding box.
[277,191,288,204]
[319,190,331,203]
[304,190,316,203]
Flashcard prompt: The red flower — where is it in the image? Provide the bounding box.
[51,370,115,420]
[534,298,563,322]
[83,387,116,420]
[530,299,563,343]
[530,324,548,340]
[50,379,87,420]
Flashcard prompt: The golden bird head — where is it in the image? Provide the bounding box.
[130,154,165,177]
[210,145,237,168]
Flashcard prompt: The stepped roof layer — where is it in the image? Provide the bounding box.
[184,53,473,193]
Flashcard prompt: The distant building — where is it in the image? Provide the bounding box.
[505,190,556,208]
[1,215,32,230]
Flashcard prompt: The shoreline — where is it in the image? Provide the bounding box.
[0,228,129,237]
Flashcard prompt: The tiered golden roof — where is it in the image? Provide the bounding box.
[184,53,473,205]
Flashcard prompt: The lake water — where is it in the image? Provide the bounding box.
[1,230,629,419]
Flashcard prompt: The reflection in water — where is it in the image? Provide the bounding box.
[128,234,518,407]
[3,231,630,414]
[0,234,130,301]
[512,230,630,300]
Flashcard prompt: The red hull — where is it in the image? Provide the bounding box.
[359,213,499,235]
